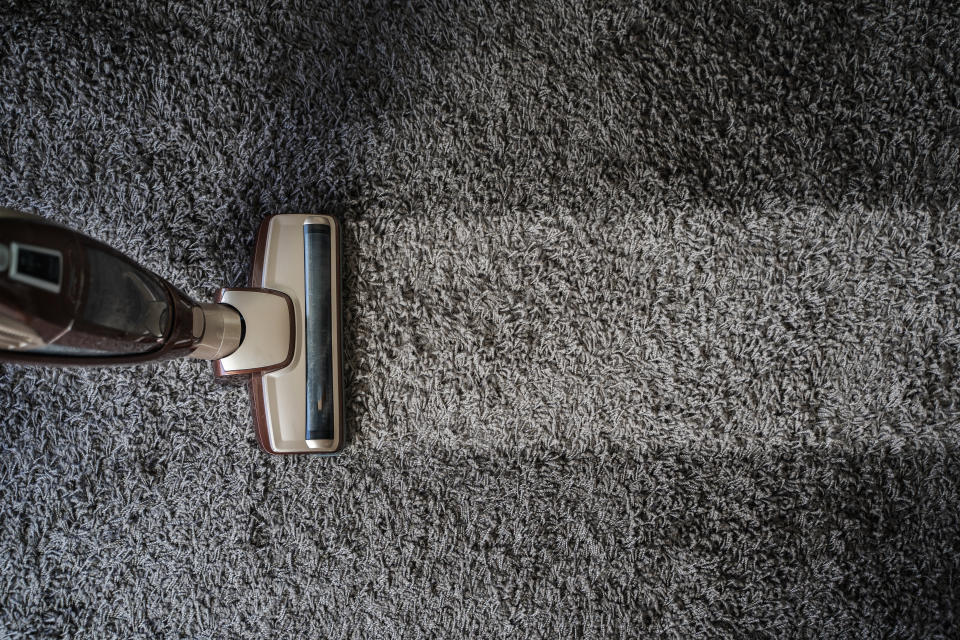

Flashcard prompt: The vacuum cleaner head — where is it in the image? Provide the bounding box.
[0,209,345,455]
[216,215,345,454]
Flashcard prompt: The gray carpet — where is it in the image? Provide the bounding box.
[1,0,959,637]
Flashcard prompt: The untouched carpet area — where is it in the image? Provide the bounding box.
[2,0,959,637]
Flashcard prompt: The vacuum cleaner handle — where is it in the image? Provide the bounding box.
[0,208,242,365]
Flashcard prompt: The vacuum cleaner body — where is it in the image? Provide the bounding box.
[0,208,344,455]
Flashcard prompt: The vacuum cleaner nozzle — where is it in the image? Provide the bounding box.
[215,214,345,454]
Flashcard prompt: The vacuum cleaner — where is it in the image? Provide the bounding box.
[0,208,344,454]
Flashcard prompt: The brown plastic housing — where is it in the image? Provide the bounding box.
[0,212,200,366]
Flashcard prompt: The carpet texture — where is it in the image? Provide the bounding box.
[2,0,960,637]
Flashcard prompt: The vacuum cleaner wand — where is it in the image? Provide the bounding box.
[0,208,345,455]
